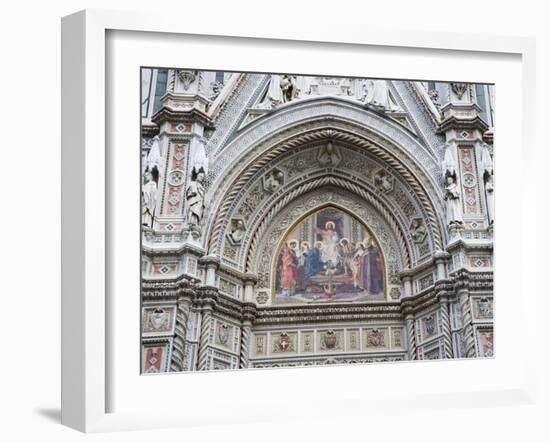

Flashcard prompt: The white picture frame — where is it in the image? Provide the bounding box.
[61,9,537,433]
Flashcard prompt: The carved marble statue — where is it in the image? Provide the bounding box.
[259,75,283,108]
[374,170,394,193]
[228,219,246,244]
[364,79,393,110]
[263,169,284,193]
[210,80,223,101]
[481,144,494,225]
[444,174,463,225]
[280,75,296,103]
[294,75,311,97]
[318,142,341,167]
[186,172,205,226]
[141,171,157,228]
[484,172,494,225]
[410,218,427,243]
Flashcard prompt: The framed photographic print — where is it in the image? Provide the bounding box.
[62,9,537,433]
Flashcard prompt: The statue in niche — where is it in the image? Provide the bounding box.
[263,169,284,193]
[374,170,394,193]
[318,142,341,167]
[185,171,205,226]
[484,173,494,225]
[210,80,223,101]
[259,75,283,108]
[294,76,311,97]
[363,79,393,110]
[427,89,441,112]
[141,171,157,228]
[481,143,494,225]
[444,172,463,226]
[410,218,427,243]
[280,75,297,103]
[228,219,246,244]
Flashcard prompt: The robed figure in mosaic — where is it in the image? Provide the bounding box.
[274,207,386,304]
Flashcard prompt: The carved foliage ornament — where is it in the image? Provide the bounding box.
[177,70,198,91]
[451,82,469,99]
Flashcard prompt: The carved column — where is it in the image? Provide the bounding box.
[196,287,219,370]
[170,288,194,371]
[239,303,257,369]
[403,306,417,360]
[457,286,476,358]
[243,273,258,303]
[434,251,450,281]
[400,269,414,297]
[200,255,220,287]
[437,289,453,359]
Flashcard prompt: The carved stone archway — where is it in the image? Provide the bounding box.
[204,119,447,265]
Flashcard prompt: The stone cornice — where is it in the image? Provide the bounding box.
[152,106,213,128]
[437,115,489,134]
[141,238,205,257]
[198,254,221,269]
[141,121,159,137]
[254,303,402,325]
[194,285,219,308]
[445,239,494,253]
[140,270,492,322]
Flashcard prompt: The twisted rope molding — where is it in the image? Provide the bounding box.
[244,175,412,272]
[458,289,476,358]
[439,301,453,359]
[405,315,417,360]
[239,324,251,369]
[170,298,191,371]
[207,128,444,256]
[197,309,213,370]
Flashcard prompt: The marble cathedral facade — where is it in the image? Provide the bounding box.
[140,70,495,373]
